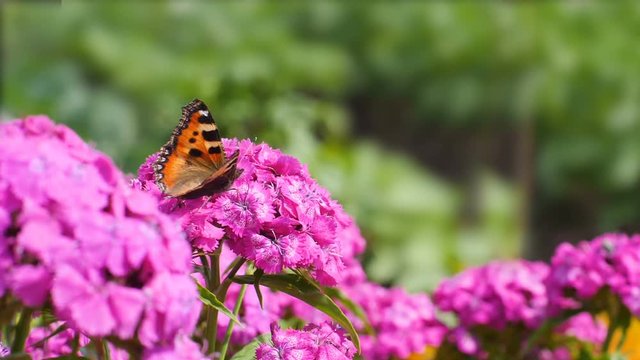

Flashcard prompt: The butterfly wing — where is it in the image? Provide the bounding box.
[154,99,236,198]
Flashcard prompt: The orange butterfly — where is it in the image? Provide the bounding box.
[153,99,240,199]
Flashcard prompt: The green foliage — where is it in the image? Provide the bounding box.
[233,273,360,352]
[197,283,241,325]
[229,334,271,360]
[3,2,640,289]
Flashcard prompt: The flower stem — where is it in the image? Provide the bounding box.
[215,258,247,300]
[199,254,210,282]
[218,284,247,360]
[92,337,107,360]
[10,307,32,353]
[205,252,221,355]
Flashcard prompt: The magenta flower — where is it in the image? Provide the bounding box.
[211,182,275,237]
[537,347,572,360]
[556,312,606,345]
[286,274,445,360]
[137,138,366,286]
[0,117,199,352]
[256,323,356,360]
[25,322,90,360]
[349,282,446,360]
[546,233,640,315]
[142,334,206,360]
[0,342,9,357]
[217,282,287,346]
[448,327,481,357]
[434,260,549,329]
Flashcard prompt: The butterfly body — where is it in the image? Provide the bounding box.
[153,99,240,198]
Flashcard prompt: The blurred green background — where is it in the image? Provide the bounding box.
[3,2,640,291]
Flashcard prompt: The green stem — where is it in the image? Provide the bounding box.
[219,284,247,360]
[71,333,80,356]
[216,258,247,300]
[104,339,111,360]
[205,252,221,355]
[11,307,33,353]
[603,320,616,353]
[93,337,106,360]
[603,295,620,352]
[199,255,211,281]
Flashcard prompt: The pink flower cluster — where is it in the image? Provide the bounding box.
[433,259,607,357]
[137,139,365,286]
[0,117,202,358]
[282,261,446,360]
[25,322,89,360]
[434,260,549,329]
[256,322,356,360]
[547,233,640,315]
[347,282,446,360]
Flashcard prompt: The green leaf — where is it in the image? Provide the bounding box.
[253,269,265,309]
[27,323,68,348]
[614,306,632,351]
[293,269,371,335]
[520,309,582,357]
[233,273,361,352]
[3,354,32,360]
[229,333,271,360]
[323,287,374,335]
[197,283,241,325]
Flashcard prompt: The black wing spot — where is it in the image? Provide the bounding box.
[197,114,214,124]
[208,146,222,154]
[189,148,203,157]
[202,130,220,141]
[193,131,199,136]
[189,138,196,143]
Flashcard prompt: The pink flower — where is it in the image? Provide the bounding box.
[25,322,90,360]
[138,273,201,348]
[0,117,199,352]
[547,233,640,315]
[287,277,445,360]
[556,312,606,345]
[212,181,275,237]
[217,283,286,345]
[353,283,445,360]
[449,327,480,356]
[537,347,572,360]
[0,342,9,357]
[256,323,356,360]
[137,139,367,286]
[142,335,206,360]
[434,260,549,329]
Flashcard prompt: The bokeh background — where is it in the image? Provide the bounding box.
[3,2,640,291]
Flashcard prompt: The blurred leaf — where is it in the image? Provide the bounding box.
[197,283,241,325]
[229,334,271,360]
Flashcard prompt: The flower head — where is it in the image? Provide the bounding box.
[0,117,199,352]
[138,139,366,286]
[546,233,640,315]
[25,322,90,360]
[256,322,356,360]
[434,260,549,329]
[286,276,445,360]
[350,283,446,360]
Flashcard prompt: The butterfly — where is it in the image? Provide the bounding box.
[153,99,240,199]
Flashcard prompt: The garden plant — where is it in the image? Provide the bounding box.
[1,114,639,360]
